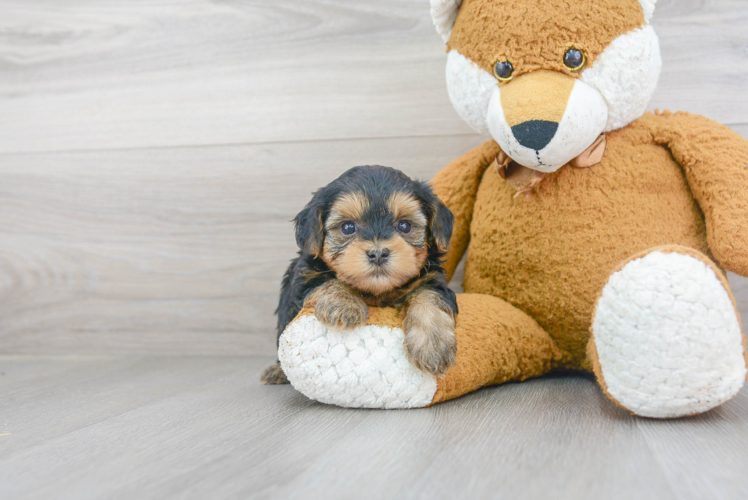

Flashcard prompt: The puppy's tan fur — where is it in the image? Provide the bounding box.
[388,192,428,227]
[325,192,369,230]
[326,237,427,296]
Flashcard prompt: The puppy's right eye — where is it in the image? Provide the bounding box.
[396,221,411,234]
[340,222,356,236]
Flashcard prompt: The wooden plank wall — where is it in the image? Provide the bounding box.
[1,0,747,356]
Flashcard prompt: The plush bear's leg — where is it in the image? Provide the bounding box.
[279,293,560,409]
[430,294,561,405]
[588,245,748,418]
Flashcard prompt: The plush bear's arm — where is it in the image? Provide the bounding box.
[652,111,748,276]
[431,140,502,280]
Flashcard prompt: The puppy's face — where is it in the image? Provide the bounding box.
[295,166,454,296]
[322,191,428,295]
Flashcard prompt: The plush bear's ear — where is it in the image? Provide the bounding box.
[639,0,657,23]
[416,181,454,254]
[430,0,462,42]
[294,194,326,258]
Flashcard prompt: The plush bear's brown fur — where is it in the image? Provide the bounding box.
[417,110,748,402]
[434,111,748,370]
[448,0,644,79]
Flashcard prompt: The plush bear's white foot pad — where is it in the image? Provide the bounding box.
[278,314,437,409]
[593,251,747,418]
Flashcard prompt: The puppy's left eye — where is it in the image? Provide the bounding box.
[341,222,356,236]
[396,221,411,234]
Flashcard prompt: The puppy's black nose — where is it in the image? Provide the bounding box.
[511,120,559,151]
[367,248,390,266]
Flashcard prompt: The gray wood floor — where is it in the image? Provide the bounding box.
[1,355,747,500]
[3,1,748,498]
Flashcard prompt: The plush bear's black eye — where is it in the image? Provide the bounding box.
[493,60,514,81]
[563,48,585,71]
[396,221,411,234]
[340,222,356,236]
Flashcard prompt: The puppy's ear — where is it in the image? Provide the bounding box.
[430,198,454,254]
[417,182,454,254]
[294,196,326,257]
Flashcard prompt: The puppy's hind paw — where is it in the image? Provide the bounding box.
[260,362,289,385]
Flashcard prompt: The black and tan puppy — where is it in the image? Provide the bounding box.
[260,165,457,385]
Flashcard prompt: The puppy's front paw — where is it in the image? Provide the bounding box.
[404,305,457,377]
[314,292,369,330]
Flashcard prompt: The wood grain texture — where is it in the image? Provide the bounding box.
[0,135,485,355]
[0,0,746,153]
[2,143,748,358]
[0,0,747,356]
[1,355,747,499]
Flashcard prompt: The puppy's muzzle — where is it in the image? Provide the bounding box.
[367,248,390,266]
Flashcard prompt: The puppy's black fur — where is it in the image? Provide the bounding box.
[261,166,456,384]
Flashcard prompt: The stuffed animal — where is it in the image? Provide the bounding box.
[278,0,748,418]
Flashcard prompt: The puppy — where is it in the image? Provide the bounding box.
[260,165,457,385]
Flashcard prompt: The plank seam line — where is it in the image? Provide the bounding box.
[0,132,486,158]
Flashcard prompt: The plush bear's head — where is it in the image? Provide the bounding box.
[432,0,661,172]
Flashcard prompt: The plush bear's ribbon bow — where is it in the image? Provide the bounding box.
[496,134,607,197]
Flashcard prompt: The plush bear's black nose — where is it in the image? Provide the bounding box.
[367,248,390,266]
[511,120,559,151]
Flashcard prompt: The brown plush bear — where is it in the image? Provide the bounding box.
[278,0,748,418]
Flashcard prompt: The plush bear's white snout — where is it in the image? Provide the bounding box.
[445,26,661,170]
[486,75,608,172]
